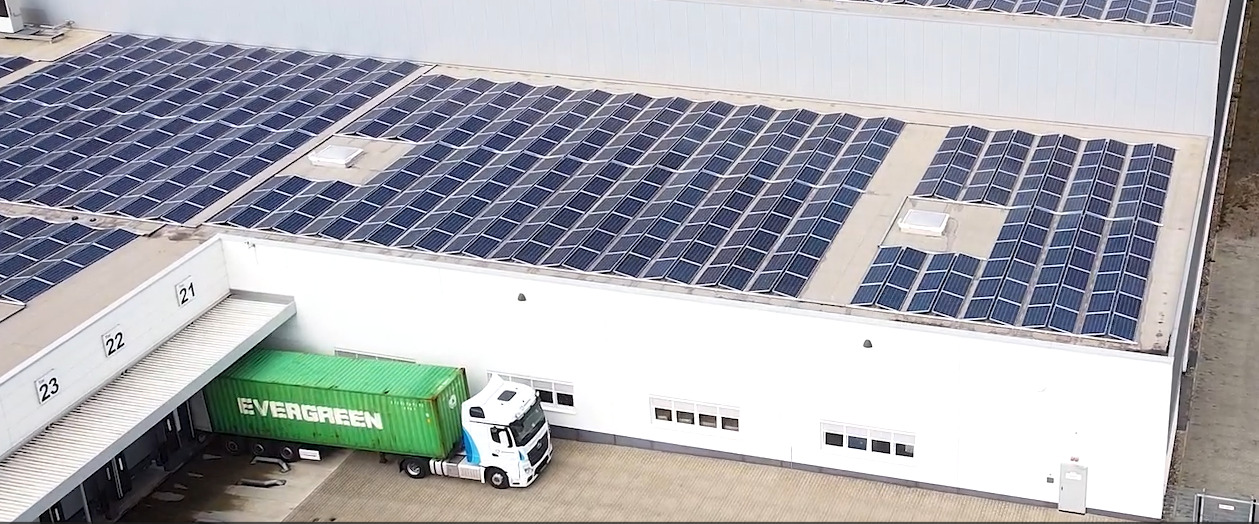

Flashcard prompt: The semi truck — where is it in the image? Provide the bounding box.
[192,348,554,489]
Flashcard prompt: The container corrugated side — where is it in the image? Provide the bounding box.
[202,352,465,458]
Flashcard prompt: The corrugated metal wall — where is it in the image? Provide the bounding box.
[21,0,1218,135]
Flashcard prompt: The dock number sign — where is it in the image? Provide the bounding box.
[35,370,61,404]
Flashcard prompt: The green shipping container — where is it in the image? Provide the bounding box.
[202,349,470,458]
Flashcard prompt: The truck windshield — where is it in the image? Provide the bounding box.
[508,401,546,446]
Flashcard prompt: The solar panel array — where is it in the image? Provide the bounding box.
[856,125,1175,342]
[847,0,1196,27]
[0,214,137,303]
[212,75,906,297]
[0,34,419,223]
[0,56,31,77]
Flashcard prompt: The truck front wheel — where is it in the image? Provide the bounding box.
[400,458,428,479]
[485,467,509,489]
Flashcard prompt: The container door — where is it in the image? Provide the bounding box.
[1058,462,1088,514]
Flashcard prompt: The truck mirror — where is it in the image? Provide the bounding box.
[490,427,501,443]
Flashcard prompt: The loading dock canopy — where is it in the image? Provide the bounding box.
[0,295,295,522]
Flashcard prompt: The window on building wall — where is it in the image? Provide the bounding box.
[489,372,576,412]
[895,433,916,457]
[821,422,915,459]
[334,348,414,363]
[650,397,739,433]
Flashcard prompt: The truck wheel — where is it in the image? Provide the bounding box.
[400,458,428,479]
[224,437,243,456]
[249,440,269,457]
[485,467,509,489]
[278,444,298,462]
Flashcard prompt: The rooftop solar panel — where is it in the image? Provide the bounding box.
[0,214,137,304]
[211,75,907,298]
[856,126,1177,343]
[0,35,419,223]
[846,0,1196,26]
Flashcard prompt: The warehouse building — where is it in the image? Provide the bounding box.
[0,0,1243,520]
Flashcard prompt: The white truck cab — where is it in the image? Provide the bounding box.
[422,374,553,488]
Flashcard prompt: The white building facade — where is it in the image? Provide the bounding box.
[0,0,1244,520]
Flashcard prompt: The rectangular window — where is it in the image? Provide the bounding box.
[650,396,740,433]
[821,422,915,459]
[489,372,576,413]
[654,408,673,421]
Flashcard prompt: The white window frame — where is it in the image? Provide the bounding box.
[489,371,576,414]
[333,348,415,364]
[649,396,740,433]
[820,421,915,459]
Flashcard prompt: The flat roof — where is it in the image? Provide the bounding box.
[0,34,1210,365]
[0,229,204,375]
[722,0,1226,42]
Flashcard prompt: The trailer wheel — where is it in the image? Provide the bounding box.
[278,443,299,462]
[224,437,243,456]
[400,458,428,479]
[485,467,509,489]
[249,440,270,457]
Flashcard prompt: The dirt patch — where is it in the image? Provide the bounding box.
[1218,3,1259,239]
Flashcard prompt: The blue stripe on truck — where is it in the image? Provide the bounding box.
[462,429,480,465]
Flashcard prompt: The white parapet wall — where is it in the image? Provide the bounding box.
[0,241,231,459]
[219,235,1174,519]
[21,0,1223,136]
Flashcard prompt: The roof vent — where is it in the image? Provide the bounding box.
[308,145,364,169]
[899,209,949,237]
[497,390,517,402]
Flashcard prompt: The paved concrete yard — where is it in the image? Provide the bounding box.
[1173,237,1259,502]
[284,440,1120,522]
[1168,1,1259,508]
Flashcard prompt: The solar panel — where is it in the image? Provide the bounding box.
[642,109,816,283]
[0,35,420,224]
[851,246,928,310]
[913,125,989,201]
[960,129,1034,206]
[749,117,904,297]
[0,56,32,82]
[211,75,908,298]
[906,252,979,317]
[845,0,1195,25]
[1079,142,1174,341]
[0,214,137,303]
[868,129,1176,342]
